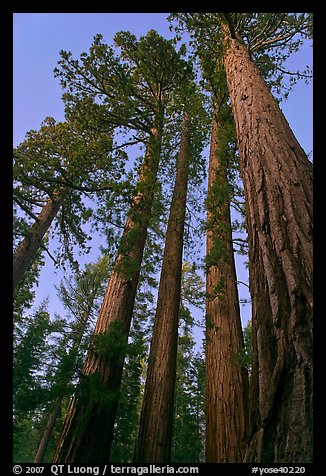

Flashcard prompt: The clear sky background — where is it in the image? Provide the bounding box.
[13,13,313,333]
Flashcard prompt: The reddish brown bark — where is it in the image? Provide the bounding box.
[133,114,191,463]
[222,28,313,462]
[205,102,249,463]
[53,126,163,464]
[13,188,68,289]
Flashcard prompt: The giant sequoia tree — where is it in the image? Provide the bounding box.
[133,112,192,463]
[194,30,250,462]
[13,15,312,464]
[171,13,313,462]
[222,17,313,463]
[205,96,249,463]
[53,30,192,463]
[134,82,208,462]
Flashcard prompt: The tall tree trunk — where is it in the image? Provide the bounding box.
[53,123,163,464]
[222,28,313,463]
[205,101,249,463]
[133,113,191,463]
[13,188,68,289]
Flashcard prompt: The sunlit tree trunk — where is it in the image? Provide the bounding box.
[133,113,191,463]
[53,122,163,464]
[205,101,249,462]
[222,25,313,463]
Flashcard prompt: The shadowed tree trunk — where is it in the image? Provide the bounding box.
[53,123,163,464]
[133,113,191,463]
[221,24,313,463]
[13,188,69,290]
[34,398,62,463]
[205,100,249,463]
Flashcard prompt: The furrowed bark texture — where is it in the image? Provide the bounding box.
[13,188,68,289]
[133,114,191,463]
[205,103,249,463]
[53,126,162,464]
[222,32,313,463]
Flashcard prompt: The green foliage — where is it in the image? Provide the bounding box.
[114,255,140,282]
[13,256,112,463]
[181,261,205,311]
[13,413,44,463]
[205,236,230,270]
[233,320,253,372]
[46,257,114,402]
[110,267,155,462]
[206,276,227,303]
[13,246,45,323]
[202,100,244,270]
[94,322,129,362]
[13,301,54,419]
[242,319,253,372]
[75,372,120,437]
[55,28,193,140]
[89,373,119,412]
[205,313,217,337]
[13,300,73,462]
[13,115,126,270]
[56,255,111,321]
[110,328,147,463]
[169,13,313,99]
[13,18,312,463]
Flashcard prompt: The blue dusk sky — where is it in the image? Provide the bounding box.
[13,13,313,331]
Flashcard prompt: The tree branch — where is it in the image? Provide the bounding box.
[21,176,115,194]
[13,195,40,222]
[222,13,236,39]
[237,280,249,289]
[39,242,59,266]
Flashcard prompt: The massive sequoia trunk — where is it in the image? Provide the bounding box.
[205,101,249,463]
[13,188,68,290]
[133,113,191,463]
[222,27,313,462]
[53,124,163,464]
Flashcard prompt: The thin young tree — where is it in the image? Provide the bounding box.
[53,30,191,463]
[34,257,111,463]
[172,262,206,463]
[13,301,66,462]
